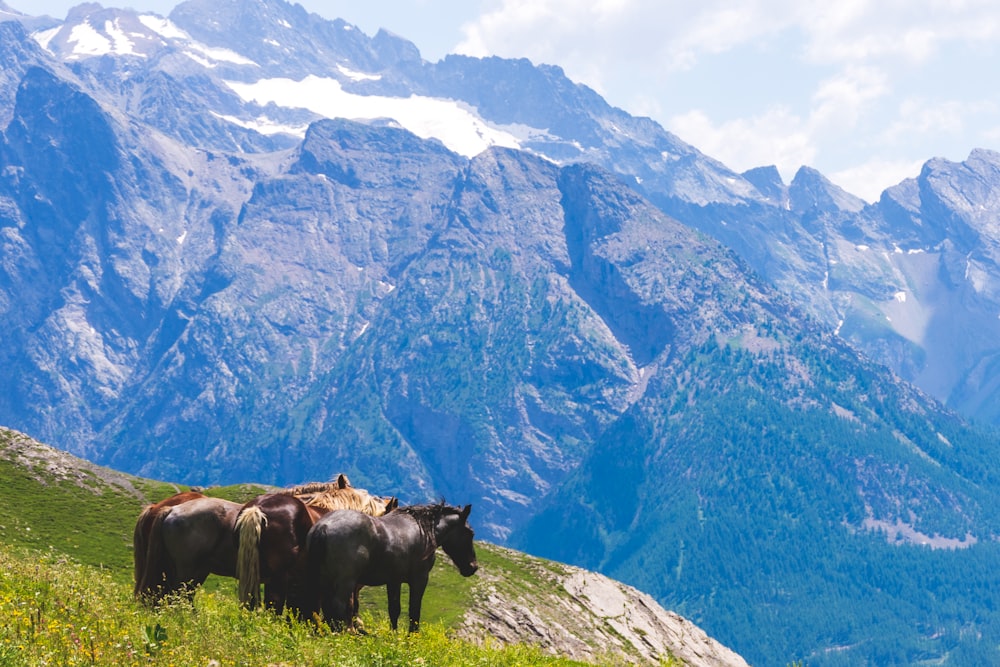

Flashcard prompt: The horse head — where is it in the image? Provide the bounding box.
[436,504,478,577]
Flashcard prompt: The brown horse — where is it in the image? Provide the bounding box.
[235,493,315,613]
[137,496,243,603]
[235,475,397,612]
[132,491,205,599]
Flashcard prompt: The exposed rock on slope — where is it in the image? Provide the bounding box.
[462,544,749,667]
[0,425,144,497]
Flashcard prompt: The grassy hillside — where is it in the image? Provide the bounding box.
[0,428,690,666]
[0,543,590,667]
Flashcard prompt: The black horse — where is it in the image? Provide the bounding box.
[301,502,478,631]
[235,490,396,613]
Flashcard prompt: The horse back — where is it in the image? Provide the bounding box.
[250,493,315,567]
[162,497,242,578]
[374,511,437,580]
[311,510,430,586]
[307,511,379,573]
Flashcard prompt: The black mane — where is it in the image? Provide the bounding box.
[395,502,460,541]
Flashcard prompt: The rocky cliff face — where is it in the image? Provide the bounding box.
[660,148,1000,427]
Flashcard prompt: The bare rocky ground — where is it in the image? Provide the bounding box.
[1,426,148,497]
[460,544,749,666]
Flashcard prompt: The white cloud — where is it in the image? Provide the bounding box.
[457,0,1000,199]
[668,107,815,181]
[831,158,925,203]
[457,1,793,80]
[792,0,1000,63]
[885,98,987,141]
[666,65,888,187]
[810,65,889,130]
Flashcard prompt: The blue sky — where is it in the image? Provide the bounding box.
[7,0,1000,202]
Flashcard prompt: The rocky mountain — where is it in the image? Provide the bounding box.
[3,1,1000,664]
[666,149,1000,429]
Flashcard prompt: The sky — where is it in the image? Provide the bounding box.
[7,0,1000,202]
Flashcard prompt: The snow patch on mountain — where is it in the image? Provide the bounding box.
[136,14,186,41]
[66,19,144,59]
[223,75,522,157]
[210,111,308,137]
[32,12,259,68]
[32,25,60,50]
[336,64,381,82]
[138,15,256,66]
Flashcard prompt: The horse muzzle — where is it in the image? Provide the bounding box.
[460,561,479,577]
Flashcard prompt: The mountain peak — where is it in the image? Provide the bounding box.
[372,27,422,67]
[741,165,787,205]
[168,0,382,77]
[789,164,867,214]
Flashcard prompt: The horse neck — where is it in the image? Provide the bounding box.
[397,505,453,552]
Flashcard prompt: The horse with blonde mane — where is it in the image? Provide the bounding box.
[236,474,397,612]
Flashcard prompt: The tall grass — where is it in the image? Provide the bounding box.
[0,545,589,667]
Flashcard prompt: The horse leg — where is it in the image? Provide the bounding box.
[319,582,353,631]
[319,590,337,629]
[350,584,366,634]
[407,573,429,633]
[386,581,402,631]
[172,560,211,604]
[336,589,355,630]
[264,576,287,615]
[284,565,313,621]
[132,507,152,598]
[320,583,352,632]
[138,509,173,604]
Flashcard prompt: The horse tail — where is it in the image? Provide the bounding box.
[298,525,329,622]
[132,505,154,598]
[236,506,267,609]
[137,506,172,603]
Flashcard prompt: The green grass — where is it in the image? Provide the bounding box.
[0,545,587,667]
[0,450,176,583]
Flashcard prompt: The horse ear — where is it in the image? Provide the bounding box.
[460,504,471,522]
[385,497,398,512]
[337,473,350,489]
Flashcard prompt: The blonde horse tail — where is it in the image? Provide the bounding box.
[236,506,267,609]
[132,506,154,598]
